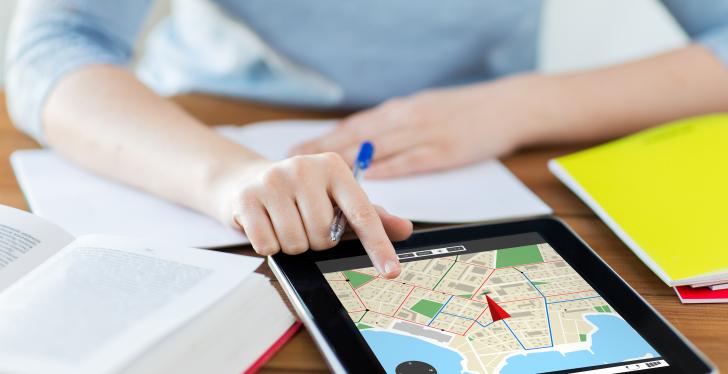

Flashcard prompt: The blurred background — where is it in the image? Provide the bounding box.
[0,0,687,87]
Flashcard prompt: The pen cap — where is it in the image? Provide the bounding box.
[356,141,374,169]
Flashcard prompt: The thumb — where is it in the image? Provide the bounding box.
[374,205,413,242]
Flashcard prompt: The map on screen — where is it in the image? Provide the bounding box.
[317,233,668,374]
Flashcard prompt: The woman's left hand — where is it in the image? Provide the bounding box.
[291,74,549,179]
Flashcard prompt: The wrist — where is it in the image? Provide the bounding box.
[207,158,273,228]
[508,73,569,149]
[515,72,612,148]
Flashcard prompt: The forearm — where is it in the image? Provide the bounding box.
[44,65,267,224]
[525,45,728,145]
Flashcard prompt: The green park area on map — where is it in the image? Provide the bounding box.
[343,270,374,288]
[495,244,544,268]
[410,299,444,318]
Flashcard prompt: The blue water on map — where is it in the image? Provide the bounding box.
[361,315,658,374]
[500,314,660,373]
[360,329,473,374]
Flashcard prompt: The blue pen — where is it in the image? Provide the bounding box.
[329,141,374,242]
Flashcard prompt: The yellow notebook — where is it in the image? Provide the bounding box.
[549,114,728,286]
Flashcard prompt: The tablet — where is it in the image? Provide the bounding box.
[269,218,714,374]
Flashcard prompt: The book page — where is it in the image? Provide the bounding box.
[0,234,262,373]
[218,120,552,223]
[0,205,74,291]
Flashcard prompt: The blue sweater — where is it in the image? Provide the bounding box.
[5,0,728,143]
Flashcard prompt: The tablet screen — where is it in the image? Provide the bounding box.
[317,232,669,374]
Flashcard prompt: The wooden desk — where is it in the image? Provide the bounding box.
[1,92,725,372]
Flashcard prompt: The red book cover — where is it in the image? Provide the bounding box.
[675,286,728,304]
[244,321,303,374]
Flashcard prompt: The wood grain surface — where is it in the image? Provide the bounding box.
[1,92,724,373]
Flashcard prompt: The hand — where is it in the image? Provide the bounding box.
[291,74,547,178]
[218,153,413,278]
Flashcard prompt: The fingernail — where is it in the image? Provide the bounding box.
[383,260,400,278]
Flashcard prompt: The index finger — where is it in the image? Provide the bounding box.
[329,172,401,278]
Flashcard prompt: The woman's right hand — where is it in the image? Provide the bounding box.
[218,152,412,278]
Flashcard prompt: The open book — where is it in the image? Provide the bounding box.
[0,205,296,374]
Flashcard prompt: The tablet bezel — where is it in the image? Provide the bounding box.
[270,218,714,374]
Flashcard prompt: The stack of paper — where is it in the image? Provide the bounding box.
[11,120,551,249]
[549,114,728,302]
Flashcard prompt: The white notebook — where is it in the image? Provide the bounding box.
[11,120,551,248]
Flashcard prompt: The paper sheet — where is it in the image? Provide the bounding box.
[218,120,552,223]
[11,120,551,248]
[11,152,246,248]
